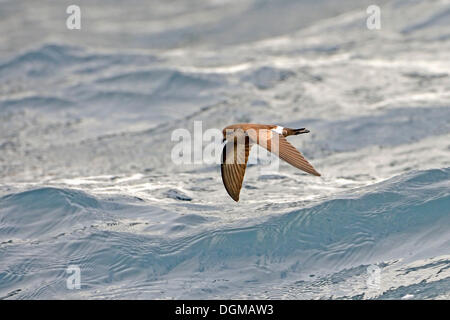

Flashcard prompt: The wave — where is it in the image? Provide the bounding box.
[0,188,102,241]
[0,44,157,78]
[1,168,448,298]
[143,168,450,277]
[0,96,75,111]
[0,44,225,121]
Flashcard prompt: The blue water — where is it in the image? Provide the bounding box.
[0,0,450,299]
[1,168,449,299]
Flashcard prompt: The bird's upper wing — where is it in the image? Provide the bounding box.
[250,130,321,176]
[221,134,253,202]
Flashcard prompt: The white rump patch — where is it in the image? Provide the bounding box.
[272,126,284,135]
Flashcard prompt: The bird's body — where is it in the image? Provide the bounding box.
[220,123,320,201]
[222,123,301,137]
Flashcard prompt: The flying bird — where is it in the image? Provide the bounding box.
[221,123,321,202]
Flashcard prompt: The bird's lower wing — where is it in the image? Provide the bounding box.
[254,132,321,176]
[221,135,253,201]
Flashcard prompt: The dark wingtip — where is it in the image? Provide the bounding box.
[313,170,321,177]
[224,185,240,202]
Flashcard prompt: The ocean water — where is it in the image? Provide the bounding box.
[0,0,449,299]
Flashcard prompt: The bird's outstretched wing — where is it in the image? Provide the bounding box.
[221,135,253,202]
[252,131,321,176]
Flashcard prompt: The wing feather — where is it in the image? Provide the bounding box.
[254,132,321,176]
[221,135,253,201]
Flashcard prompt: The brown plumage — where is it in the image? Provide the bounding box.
[221,123,321,202]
